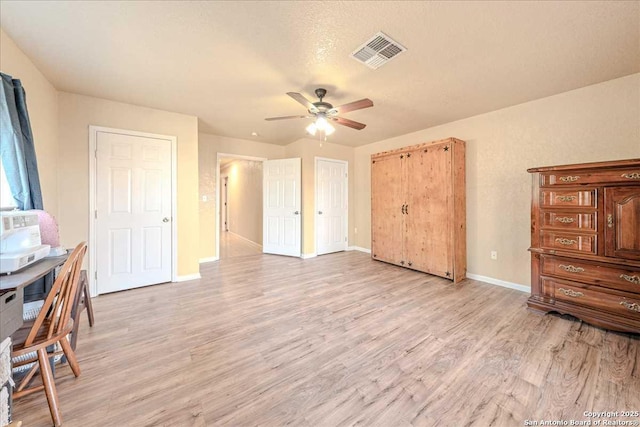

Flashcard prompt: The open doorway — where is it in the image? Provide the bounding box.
[217,154,266,259]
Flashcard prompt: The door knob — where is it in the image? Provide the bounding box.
[163,217,170,223]
[294,211,299,215]
[318,211,323,215]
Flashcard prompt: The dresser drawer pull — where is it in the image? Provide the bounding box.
[555,238,577,246]
[555,217,575,224]
[558,264,585,273]
[619,301,640,313]
[556,195,577,202]
[621,172,640,180]
[557,288,584,298]
[559,176,580,182]
[619,274,640,285]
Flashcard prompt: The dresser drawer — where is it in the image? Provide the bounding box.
[541,169,640,186]
[540,232,596,254]
[541,255,640,294]
[540,190,595,208]
[541,212,596,231]
[541,277,640,318]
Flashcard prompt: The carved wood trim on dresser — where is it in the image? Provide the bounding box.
[528,158,640,333]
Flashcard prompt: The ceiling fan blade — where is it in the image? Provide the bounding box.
[287,92,318,112]
[330,116,367,130]
[329,98,373,115]
[265,115,314,121]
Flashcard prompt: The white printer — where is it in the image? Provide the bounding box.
[0,211,50,274]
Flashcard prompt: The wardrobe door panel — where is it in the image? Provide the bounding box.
[404,145,452,278]
[605,187,640,260]
[371,154,405,265]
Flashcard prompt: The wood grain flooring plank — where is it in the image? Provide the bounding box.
[12,251,639,426]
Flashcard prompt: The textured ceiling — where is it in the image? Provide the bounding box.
[1,1,638,147]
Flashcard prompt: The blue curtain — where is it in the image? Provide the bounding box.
[0,72,43,210]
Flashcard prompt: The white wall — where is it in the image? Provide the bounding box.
[58,92,200,277]
[354,73,640,288]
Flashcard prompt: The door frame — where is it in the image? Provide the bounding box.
[314,157,349,255]
[88,126,178,297]
[216,153,267,260]
[222,176,229,232]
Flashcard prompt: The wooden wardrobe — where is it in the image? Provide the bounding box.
[371,137,466,282]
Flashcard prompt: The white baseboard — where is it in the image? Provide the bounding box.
[347,246,372,254]
[174,273,202,282]
[199,256,219,264]
[466,273,529,293]
[228,231,263,248]
[301,253,317,259]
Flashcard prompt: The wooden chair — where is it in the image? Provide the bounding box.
[11,242,87,427]
[69,270,94,351]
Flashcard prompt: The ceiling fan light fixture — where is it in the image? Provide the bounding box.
[306,122,318,136]
[266,88,371,136]
[315,115,329,130]
[324,122,336,136]
[307,116,335,136]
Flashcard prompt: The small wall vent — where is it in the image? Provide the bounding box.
[351,31,407,69]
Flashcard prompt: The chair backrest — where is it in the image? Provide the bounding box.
[24,242,87,347]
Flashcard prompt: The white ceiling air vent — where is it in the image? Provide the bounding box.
[351,31,407,69]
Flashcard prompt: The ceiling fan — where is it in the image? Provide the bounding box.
[265,88,373,136]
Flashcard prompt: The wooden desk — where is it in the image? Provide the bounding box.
[0,255,68,342]
[0,254,69,293]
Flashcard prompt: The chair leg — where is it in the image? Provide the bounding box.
[59,337,81,377]
[80,270,95,327]
[70,314,81,351]
[37,348,62,427]
[84,283,95,327]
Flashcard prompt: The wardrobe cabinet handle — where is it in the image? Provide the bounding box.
[620,301,640,312]
[556,195,577,202]
[555,238,577,246]
[558,264,584,273]
[621,173,640,179]
[555,217,575,224]
[557,288,584,298]
[619,274,640,285]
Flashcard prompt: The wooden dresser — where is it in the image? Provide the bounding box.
[528,159,640,333]
[371,137,466,282]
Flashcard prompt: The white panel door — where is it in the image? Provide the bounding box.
[96,131,172,294]
[263,158,301,257]
[316,159,348,255]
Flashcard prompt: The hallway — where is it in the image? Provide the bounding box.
[219,230,262,259]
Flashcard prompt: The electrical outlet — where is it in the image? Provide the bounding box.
[491,251,498,260]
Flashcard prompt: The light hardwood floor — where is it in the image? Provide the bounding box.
[219,231,262,259]
[13,251,639,426]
